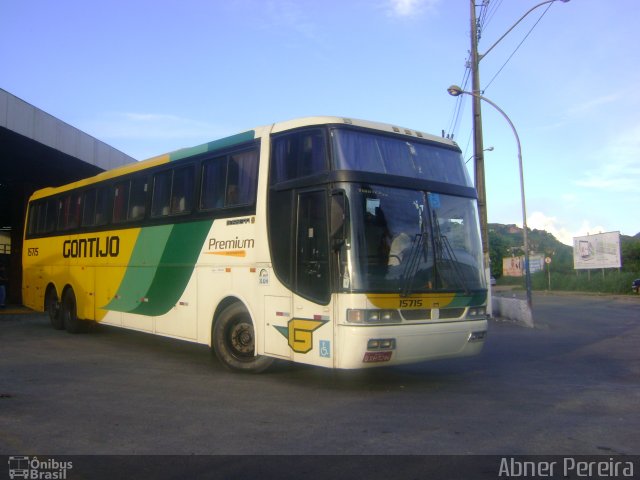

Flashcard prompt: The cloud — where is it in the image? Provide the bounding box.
[387,0,440,17]
[264,1,318,40]
[566,92,623,117]
[527,211,607,246]
[82,112,235,160]
[574,123,640,192]
[86,112,228,141]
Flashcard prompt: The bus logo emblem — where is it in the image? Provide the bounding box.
[274,318,328,354]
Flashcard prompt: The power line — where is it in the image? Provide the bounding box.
[446,63,471,137]
[481,0,504,31]
[482,2,554,92]
[447,1,493,140]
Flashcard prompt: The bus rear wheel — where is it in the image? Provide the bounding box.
[61,288,85,334]
[45,287,63,330]
[212,302,273,373]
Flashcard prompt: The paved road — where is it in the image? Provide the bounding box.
[1,293,639,456]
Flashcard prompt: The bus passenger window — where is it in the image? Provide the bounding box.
[94,187,109,225]
[200,148,258,210]
[56,197,67,231]
[129,178,147,220]
[82,189,96,227]
[68,193,81,229]
[27,203,40,235]
[271,130,326,184]
[44,199,57,233]
[228,150,258,206]
[113,182,129,223]
[152,170,172,217]
[200,158,226,210]
[171,166,194,214]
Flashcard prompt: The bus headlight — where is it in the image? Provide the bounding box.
[347,309,402,324]
[467,306,486,318]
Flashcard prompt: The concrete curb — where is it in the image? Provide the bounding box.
[492,296,533,328]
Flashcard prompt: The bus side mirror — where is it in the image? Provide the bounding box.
[330,190,349,251]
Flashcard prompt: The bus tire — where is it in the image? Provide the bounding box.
[45,286,63,330]
[212,302,273,373]
[61,288,85,334]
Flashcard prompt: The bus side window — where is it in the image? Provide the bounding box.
[94,187,109,226]
[129,178,147,220]
[68,193,81,229]
[152,170,172,217]
[228,150,258,207]
[113,181,129,223]
[271,130,327,183]
[200,157,227,210]
[82,189,97,227]
[27,202,40,235]
[171,166,194,214]
[56,196,67,231]
[44,199,57,233]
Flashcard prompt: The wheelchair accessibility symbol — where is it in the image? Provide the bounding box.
[319,340,331,358]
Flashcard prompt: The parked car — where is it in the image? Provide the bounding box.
[632,279,640,294]
[490,276,497,286]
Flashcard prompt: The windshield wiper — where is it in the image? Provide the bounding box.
[432,211,469,294]
[400,199,430,297]
[400,233,426,297]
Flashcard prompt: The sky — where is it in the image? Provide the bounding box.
[2,0,639,245]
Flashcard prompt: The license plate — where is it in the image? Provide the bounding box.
[363,351,393,363]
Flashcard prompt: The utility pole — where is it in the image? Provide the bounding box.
[469,0,491,285]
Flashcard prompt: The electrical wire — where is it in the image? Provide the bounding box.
[447,0,554,140]
[481,0,504,31]
[446,1,491,140]
[482,2,553,92]
[446,63,471,137]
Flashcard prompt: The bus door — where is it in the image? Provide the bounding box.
[290,189,334,367]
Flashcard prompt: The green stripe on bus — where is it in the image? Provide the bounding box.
[129,220,212,316]
[104,220,211,316]
[103,225,174,312]
[169,130,255,162]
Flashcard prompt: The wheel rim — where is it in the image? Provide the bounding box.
[227,318,255,360]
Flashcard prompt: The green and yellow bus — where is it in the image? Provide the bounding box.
[23,116,488,372]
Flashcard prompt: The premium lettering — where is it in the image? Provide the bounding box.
[63,236,120,258]
[208,237,255,251]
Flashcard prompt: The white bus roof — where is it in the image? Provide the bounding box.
[269,116,458,148]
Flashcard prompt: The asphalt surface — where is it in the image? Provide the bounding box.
[1,293,639,457]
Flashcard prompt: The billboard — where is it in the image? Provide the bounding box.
[573,232,621,269]
[502,255,544,277]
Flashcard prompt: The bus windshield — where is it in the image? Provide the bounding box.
[337,184,484,294]
[332,128,472,187]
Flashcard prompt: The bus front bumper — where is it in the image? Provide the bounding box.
[335,319,488,369]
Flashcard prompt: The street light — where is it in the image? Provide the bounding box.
[466,146,494,165]
[480,0,571,61]
[463,0,570,313]
[447,85,533,310]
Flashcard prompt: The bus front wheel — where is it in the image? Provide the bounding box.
[212,302,273,373]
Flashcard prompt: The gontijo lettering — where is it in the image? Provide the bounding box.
[63,236,120,258]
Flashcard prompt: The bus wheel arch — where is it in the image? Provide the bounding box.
[211,298,273,373]
[45,284,63,330]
